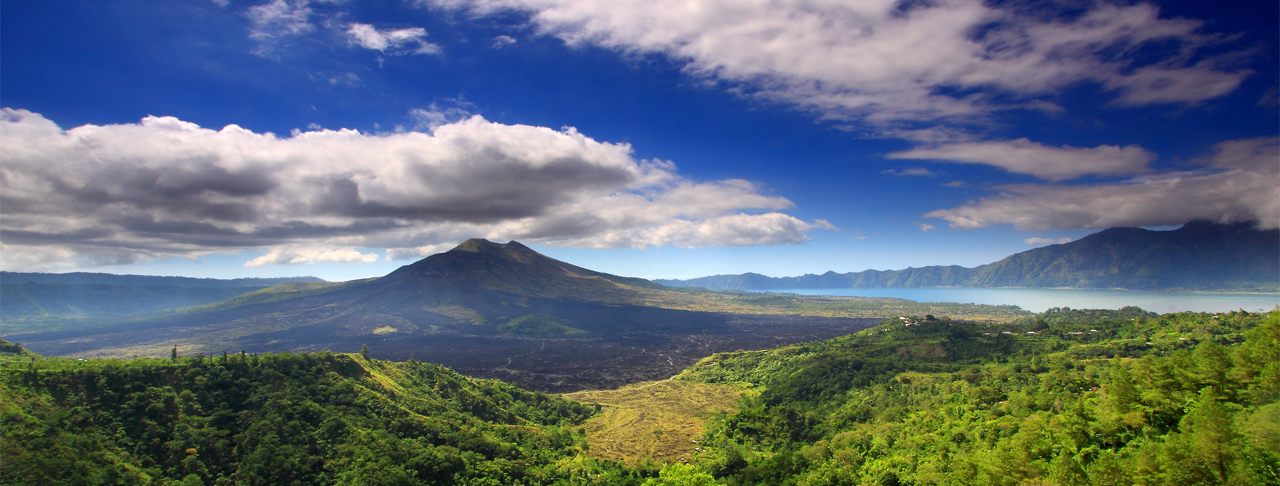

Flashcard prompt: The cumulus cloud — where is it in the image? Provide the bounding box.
[0,108,833,270]
[888,139,1156,181]
[1024,237,1072,245]
[924,137,1280,230]
[914,223,936,232]
[346,23,441,55]
[246,247,381,267]
[426,0,1249,130]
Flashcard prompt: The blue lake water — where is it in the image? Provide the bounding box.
[761,288,1280,314]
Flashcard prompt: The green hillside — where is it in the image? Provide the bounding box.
[0,350,606,485]
[671,308,1279,485]
[3,308,1276,485]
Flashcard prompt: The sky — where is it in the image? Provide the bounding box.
[1,0,1277,281]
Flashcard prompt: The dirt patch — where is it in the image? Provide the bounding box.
[565,380,746,465]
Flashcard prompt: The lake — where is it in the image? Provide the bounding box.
[762,287,1280,314]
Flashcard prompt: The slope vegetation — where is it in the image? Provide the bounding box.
[673,308,1279,485]
[1,350,597,485]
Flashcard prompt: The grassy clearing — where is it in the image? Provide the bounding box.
[564,379,747,465]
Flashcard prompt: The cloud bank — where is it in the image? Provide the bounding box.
[429,0,1248,129]
[888,139,1156,181]
[0,108,833,270]
[925,137,1280,230]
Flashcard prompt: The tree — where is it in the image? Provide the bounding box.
[171,346,177,361]
[360,344,370,360]
[643,463,717,486]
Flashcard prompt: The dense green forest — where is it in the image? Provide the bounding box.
[674,308,1279,485]
[3,307,1276,485]
[0,345,643,485]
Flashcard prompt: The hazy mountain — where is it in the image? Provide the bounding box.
[656,221,1279,292]
[1,272,322,288]
[0,273,326,326]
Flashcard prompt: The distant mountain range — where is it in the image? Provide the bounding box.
[0,272,324,288]
[655,221,1279,292]
[0,272,324,325]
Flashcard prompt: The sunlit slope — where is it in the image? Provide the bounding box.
[672,308,1279,485]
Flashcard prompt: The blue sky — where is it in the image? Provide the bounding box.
[1,0,1276,281]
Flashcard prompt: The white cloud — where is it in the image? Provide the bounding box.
[246,247,381,267]
[1024,237,1072,245]
[914,222,936,232]
[248,0,314,40]
[385,243,458,261]
[0,108,833,270]
[924,137,1280,230]
[346,23,440,55]
[887,138,1155,181]
[0,244,81,273]
[492,35,517,48]
[428,0,1249,130]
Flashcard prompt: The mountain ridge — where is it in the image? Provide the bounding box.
[655,221,1279,292]
[0,272,323,288]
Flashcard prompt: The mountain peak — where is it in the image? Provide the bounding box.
[449,238,538,257]
[385,238,663,295]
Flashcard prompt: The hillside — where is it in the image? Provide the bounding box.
[656,221,1280,291]
[13,239,1029,391]
[672,308,1280,485]
[0,350,600,485]
[7,306,1275,485]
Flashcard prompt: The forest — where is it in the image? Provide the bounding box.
[2,306,1276,485]
[675,307,1279,485]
